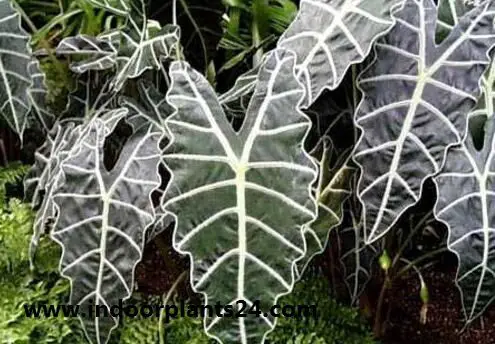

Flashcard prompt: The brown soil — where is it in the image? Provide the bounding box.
[383,266,495,344]
[134,230,194,300]
[135,232,495,344]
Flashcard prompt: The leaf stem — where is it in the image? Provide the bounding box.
[10,0,38,33]
[373,275,390,337]
[172,0,177,26]
[391,210,433,269]
[178,0,207,70]
[159,270,187,344]
[251,0,267,67]
[396,247,448,277]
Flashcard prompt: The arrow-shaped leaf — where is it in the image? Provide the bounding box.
[278,0,404,107]
[57,2,180,92]
[163,49,317,344]
[0,0,33,138]
[25,110,128,266]
[434,116,495,323]
[434,0,495,322]
[24,122,81,265]
[112,22,180,91]
[86,0,130,16]
[51,118,161,344]
[55,35,118,73]
[353,0,495,244]
[221,0,404,110]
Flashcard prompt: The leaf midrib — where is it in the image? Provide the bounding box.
[367,1,488,242]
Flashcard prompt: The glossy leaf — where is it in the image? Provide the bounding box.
[163,49,317,344]
[222,0,404,110]
[0,0,33,138]
[24,122,82,266]
[278,0,404,107]
[353,0,495,244]
[434,117,495,323]
[51,118,161,344]
[25,110,128,266]
[434,0,495,323]
[55,35,118,73]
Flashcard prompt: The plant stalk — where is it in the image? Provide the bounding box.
[396,247,448,277]
[373,275,390,337]
[159,270,188,344]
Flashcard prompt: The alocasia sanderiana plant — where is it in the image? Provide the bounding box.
[2,0,495,343]
[433,0,495,325]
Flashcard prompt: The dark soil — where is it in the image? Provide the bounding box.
[135,230,195,300]
[135,230,495,344]
[383,266,495,344]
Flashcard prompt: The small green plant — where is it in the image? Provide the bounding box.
[0,163,30,206]
[0,195,86,343]
[107,271,376,344]
[220,0,298,70]
[267,270,376,344]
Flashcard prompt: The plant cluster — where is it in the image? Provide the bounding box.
[1,0,495,343]
[0,187,377,344]
[0,167,82,344]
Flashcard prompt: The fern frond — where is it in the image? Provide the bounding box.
[0,162,29,207]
